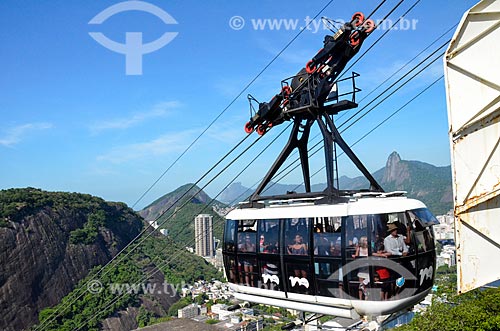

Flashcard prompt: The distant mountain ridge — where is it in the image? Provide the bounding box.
[219,152,453,215]
[139,184,226,245]
[139,183,214,221]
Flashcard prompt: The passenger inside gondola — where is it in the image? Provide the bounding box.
[352,236,368,258]
[259,219,279,254]
[357,271,370,300]
[384,223,409,256]
[288,234,308,255]
[258,219,280,290]
[238,233,256,252]
[372,236,390,257]
[374,267,391,300]
[329,239,342,256]
[314,225,331,256]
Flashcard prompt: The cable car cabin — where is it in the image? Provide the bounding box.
[222,193,438,319]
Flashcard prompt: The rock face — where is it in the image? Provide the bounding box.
[379,152,453,214]
[100,265,180,331]
[0,188,143,331]
[383,151,408,185]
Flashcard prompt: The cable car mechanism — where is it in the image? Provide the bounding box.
[223,12,437,327]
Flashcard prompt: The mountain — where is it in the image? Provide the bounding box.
[0,188,143,330]
[217,182,249,205]
[219,152,453,215]
[139,184,226,246]
[139,183,214,221]
[380,152,453,215]
[0,188,222,331]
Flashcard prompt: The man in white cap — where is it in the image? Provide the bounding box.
[384,223,409,256]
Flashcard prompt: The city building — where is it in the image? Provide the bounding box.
[195,214,214,257]
[437,244,457,268]
[178,304,200,319]
[211,303,234,321]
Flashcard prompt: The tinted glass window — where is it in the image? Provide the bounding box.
[383,212,414,257]
[224,256,237,283]
[258,219,280,254]
[412,208,439,227]
[238,256,258,287]
[224,220,237,252]
[285,218,310,255]
[370,214,388,257]
[313,217,341,256]
[415,228,435,252]
[345,215,369,259]
[237,220,257,253]
[286,262,312,294]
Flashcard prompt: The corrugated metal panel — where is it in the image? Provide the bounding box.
[444,0,500,293]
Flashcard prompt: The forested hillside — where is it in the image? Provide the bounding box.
[0,188,221,331]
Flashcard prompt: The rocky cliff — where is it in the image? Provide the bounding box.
[0,188,143,331]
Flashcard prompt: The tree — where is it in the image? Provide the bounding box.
[395,288,500,330]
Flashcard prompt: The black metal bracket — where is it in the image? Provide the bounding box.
[244,72,384,206]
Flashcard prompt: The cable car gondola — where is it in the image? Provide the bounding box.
[223,194,438,318]
[222,11,438,320]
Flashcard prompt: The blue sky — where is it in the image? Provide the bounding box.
[0,0,477,209]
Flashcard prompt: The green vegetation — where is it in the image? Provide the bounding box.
[37,234,222,330]
[255,304,295,331]
[0,188,107,224]
[141,183,226,245]
[167,297,193,317]
[37,254,143,331]
[2,187,223,330]
[394,265,500,331]
[0,188,134,232]
[69,210,106,244]
[136,306,157,328]
[262,322,289,331]
[141,236,223,285]
[158,202,224,245]
[383,161,452,215]
[206,319,219,324]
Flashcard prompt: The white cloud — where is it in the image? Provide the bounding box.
[0,122,53,147]
[90,101,181,133]
[97,129,197,164]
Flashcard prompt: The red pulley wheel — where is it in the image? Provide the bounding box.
[282,85,292,96]
[257,125,266,136]
[244,122,254,134]
[350,31,360,47]
[352,12,365,27]
[364,19,375,33]
[305,60,317,74]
